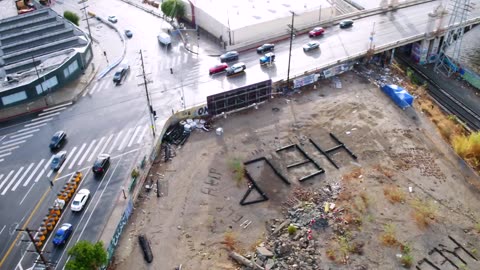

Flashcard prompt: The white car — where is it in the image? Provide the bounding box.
[303,41,320,52]
[71,189,90,212]
[226,62,246,76]
[108,16,118,23]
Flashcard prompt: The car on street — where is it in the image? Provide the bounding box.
[51,151,67,171]
[125,30,133,38]
[226,62,246,76]
[49,131,66,150]
[92,154,110,175]
[303,41,320,52]
[108,15,118,23]
[309,27,325,37]
[52,223,73,246]
[339,19,354,29]
[220,51,239,62]
[256,43,275,54]
[113,60,130,85]
[71,189,90,212]
[209,63,228,75]
[259,52,275,65]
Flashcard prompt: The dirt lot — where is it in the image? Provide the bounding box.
[112,71,480,270]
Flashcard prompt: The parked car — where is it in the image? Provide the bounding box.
[52,223,73,246]
[71,189,90,212]
[226,62,246,76]
[125,30,133,38]
[49,131,66,150]
[256,43,275,54]
[339,19,354,29]
[51,151,67,171]
[108,15,118,23]
[220,51,239,62]
[113,60,130,85]
[92,154,110,175]
[209,63,228,75]
[303,41,320,52]
[309,27,325,37]
[259,52,275,65]
[157,32,171,46]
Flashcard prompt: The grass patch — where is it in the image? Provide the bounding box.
[326,248,336,261]
[411,199,437,228]
[228,158,245,186]
[287,224,297,235]
[452,132,480,170]
[380,223,398,246]
[400,243,413,268]
[384,185,406,203]
[474,222,480,233]
[222,232,236,251]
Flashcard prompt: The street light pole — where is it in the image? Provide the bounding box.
[139,50,156,138]
[286,11,295,89]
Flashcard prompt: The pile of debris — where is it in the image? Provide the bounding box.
[163,119,211,146]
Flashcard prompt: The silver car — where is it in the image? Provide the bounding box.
[51,151,67,171]
[303,41,320,52]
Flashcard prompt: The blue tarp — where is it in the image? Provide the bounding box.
[381,84,414,109]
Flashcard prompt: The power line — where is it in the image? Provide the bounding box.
[16,228,54,270]
[138,50,156,138]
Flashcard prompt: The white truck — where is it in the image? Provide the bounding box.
[157,32,171,47]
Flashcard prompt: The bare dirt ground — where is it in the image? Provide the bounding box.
[111,71,480,270]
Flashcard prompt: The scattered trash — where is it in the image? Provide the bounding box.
[346,131,351,135]
[409,186,413,193]
[216,127,224,136]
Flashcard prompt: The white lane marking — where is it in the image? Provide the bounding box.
[33,168,46,184]
[118,128,133,151]
[0,136,5,143]
[31,112,60,122]
[2,134,33,145]
[44,155,54,171]
[20,182,36,205]
[1,168,22,195]
[42,101,72,112]
[99,134,114,155]
[88,136,105,162]
[26,159,44,185]
[0,140,25,149]
[0,174,4,187]
[24,118,52,127]
[0,171,14,191]
[109,131,123,153]
[58,147,76,174]
[127,126,142,147]
[136,125,148,144]
[0,225,5,236]
[0,159,3,163]
[38,107,67,117]
[10,129,39,138]
[12,163,33,191]
[0,146,18,154]
[47,169,54,178]
[69,143,86,169]
[16,123,47,133]
[88,83,100,95]
[78,140,96,165]
[0,152,11,158]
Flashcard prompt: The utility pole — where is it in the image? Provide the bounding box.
[286,11,296,90]
[139,50,156,138]
[17,228,53,270]
[80,1,92,39]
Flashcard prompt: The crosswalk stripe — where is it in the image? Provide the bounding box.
[88,136,105,162]
[24,118,52,127]
[38,107,67,117]
[1,168,21,195]
[99,134,114,155]
[34,169,46,184]
[17,124,47,133]
[109,131,123,153]
[0,175,4,187]
[2,134,33,145]
[0,159,3,163]
[69,143,86,169]
[12,166,30,191]
[47,169,54,178]
[0,152,12,158]
[79,140,96,166]
[0,171,13,190]
[136,125,149,144]
[0,146,18,154]
[28,159,45,184]
[118,128,133,151]
[89,82,100,95]
[42,102,72,112]
[44,156,54,171]
[0,140,25,149]
[128,126,142,147]
[10,129,39,139]
[58,147,76,174]
[32,112,60,122]
[22,162,39,187]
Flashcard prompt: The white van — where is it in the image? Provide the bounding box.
[157,32,171,46]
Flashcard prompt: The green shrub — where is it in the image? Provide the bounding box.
[287,225,297,235]
[64,11,80,26]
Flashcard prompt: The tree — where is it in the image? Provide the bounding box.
[65,240,108,270]
[161,0,185,19]
[64,11,80,26]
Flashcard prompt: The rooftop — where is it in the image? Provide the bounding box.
[0,8,90,92]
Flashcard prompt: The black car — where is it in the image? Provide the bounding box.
[92,154,110,175]
[125,30,133,38]
[339,19,354,29]
[49,131,66,150]
[113,66,128,84]
[219,51,239,62]
[256,43,275,54]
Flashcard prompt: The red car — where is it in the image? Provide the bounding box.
[209,63,228,75]
[309,27,325,37]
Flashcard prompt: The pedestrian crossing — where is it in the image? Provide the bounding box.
[0,102,72,164]
[0,124,150,197]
